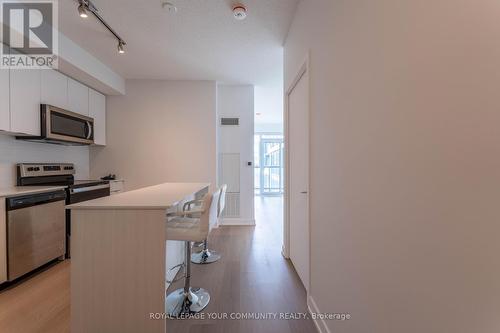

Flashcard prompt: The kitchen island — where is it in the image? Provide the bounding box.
[67,182,209,333]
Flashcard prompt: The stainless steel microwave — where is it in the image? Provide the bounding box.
[17,105,94,145]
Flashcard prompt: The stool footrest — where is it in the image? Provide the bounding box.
[191,249,221,264]
[166,263,185,284]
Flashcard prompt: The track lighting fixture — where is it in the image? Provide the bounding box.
[117,41,125,54]
[76,0,127,55]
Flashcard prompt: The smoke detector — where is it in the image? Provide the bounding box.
[233,5,247,20]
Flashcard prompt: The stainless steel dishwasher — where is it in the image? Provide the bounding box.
[6,190,66,281]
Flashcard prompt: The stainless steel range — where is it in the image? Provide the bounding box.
[17,163,110,257]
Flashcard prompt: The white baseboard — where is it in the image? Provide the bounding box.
[307,295,331,333]
[281,244,290,259]
[219,218,256,226]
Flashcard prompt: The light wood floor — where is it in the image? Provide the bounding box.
[0,260,70,333]
[0,196,315,333]
[167,196,316,333]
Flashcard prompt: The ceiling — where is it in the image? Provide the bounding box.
[59,0,298,87]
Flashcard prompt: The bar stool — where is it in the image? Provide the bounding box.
[191,184,227,264]
[165,189,219,318]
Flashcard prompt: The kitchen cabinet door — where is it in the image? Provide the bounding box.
[89,89,106,145]
[41,69,68,109]
[110,180,125,195]
[68,78,89,116]
[10,68,41,136]
[0,65,9,132]
[0,199,5,284]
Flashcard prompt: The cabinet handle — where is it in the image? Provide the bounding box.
[86,121,93,140]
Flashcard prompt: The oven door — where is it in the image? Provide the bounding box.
[67,184,110,204]
[43,105,94,145]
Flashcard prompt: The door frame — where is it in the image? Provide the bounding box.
[283,54,310,291]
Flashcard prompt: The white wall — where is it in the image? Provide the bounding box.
[58,33,126,95]
[254,122,283,134]
[285,1,500,333]
[217,85,255,225]
[0,133,89,186]
[254,78,283,134]
[90,80,217,190]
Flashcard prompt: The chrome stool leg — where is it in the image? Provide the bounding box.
[166,241,210,318]
[191,239,221,264]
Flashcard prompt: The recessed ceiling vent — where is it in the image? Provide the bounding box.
[221,117,240,126]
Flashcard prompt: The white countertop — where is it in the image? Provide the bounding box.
[0,186,67,198]
[67,182,209,210]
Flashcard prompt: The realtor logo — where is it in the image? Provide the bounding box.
[1,0,58,68]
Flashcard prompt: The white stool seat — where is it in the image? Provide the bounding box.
[166,217,206,242]
[190,184,227,264]
[164,192,215,318]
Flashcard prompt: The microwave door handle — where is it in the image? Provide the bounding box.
[86,121,92,140]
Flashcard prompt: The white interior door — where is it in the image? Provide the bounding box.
[288,69,309,291]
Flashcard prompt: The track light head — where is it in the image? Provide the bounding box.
[78,4,88,18]
[117,41,125,54]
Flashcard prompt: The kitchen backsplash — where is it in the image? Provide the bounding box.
[0,132,90,187]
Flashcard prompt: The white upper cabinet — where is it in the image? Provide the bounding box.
[89,89,106,146]
[0,67,9,132]
[4,65,105,140]
[41,69,68,109]
[0,43,9,132]
[10,69,41,136]
[68,78,89,116]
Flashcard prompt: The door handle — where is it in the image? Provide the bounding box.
[86,121,93,140]
[300,191,308,194]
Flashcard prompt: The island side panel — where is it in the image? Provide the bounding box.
[71,209,166,333]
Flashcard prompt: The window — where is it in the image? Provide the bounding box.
[254,134,284,196]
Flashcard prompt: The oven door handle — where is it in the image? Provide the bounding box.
[70,184,110,194]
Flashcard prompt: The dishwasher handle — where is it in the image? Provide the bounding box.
[7,190,66,211]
